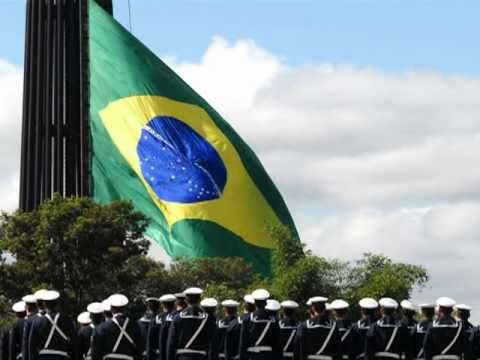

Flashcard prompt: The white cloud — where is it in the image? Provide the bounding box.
[0,59,22,211]
[167,37,480,313]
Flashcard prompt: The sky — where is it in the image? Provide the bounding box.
[1,0,480,315]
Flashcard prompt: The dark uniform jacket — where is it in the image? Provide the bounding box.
[293,314,341,360]
[22,313,40,360]
[146,315,162,360]
[139,314,154,358]
[77,325,94,360]
[423,316,466,360]
[410,320,431,360]
[158,312,176,360]
[91,313,143,360]
[238,310,281,360]
[351,316,376,360]
[2,325,11,360]
[365,316,410,360]
[401,319,417,360]
[215,316,240,360]
[166,307,216,360]
[28,312,76,360]
[467,326,480,360]
[9,319,25,360]
[460,321,475,346]
[336,319,353,360]
[279,318,299,360]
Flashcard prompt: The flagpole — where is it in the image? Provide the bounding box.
[19,0,113,211]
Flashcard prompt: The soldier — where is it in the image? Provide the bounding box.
[8,301,27,360]
[400,301,418,360]
[238,296,255,326]
[216,300,240,360]
[28,290,76,360]
[157,295,177,360]
[21,294,39,360]
[200,299,218,320]
[410,304,435,360]
[365,298,410,360]
[331,300,353,360]
[238,289,280,360]
[91,294,144,360]
[77,312,91,360]
[174,295,187,313]
[423,297,466,360]
[1,321,10,360]
[294,296,341,360]
[140,298,161,359]
[102,299,113,321]
[77,303,103,360]
[278,301,299,360]
[351,298,379,360]
[166,287,217,360]
[401,301,418,332]
[265,301,280,319]
[146,297,162,360]
[454,305,474,340]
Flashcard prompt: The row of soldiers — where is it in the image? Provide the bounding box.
[2,288,480,360]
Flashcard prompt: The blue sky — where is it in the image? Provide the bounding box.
[1,0,479,76]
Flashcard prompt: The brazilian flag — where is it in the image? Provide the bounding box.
[89,0,297,274]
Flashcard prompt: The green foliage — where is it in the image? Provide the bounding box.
[169,257,256,292]
[345,253,429,304]
[0,195,150,314]
[270,224,305,276]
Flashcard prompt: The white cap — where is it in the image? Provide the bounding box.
[252,289,270,301]
[12,301,26,313]
[306,298,313,306]
[401,300,417,311]
[331,299,350,310]
[160,294,177,303]
[325,303,332,311]
[455,304,472,311]
[184,287,203,296]
[110,294,129,307]
[281,300,299,309]
[175,292,186,299]
[310,296,328,304]
[243,294,255,304]
[42,290,60,301]
[200,298,218,308]
[34,289,48,301]
[222,300,240,308]
[146,297,160,303]
[379,298,398,309]
[77,311,91,325]
[22,295,37,304]
[359,298,378,309]
[266,299,281,312]
[102,299,111,312]
[418,303,435,309]
[436,297,456,308]
[87,302,104,314]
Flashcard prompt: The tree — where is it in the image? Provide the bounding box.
[345,253,429,306]
[266,226,429,318]
[168,257,257,294]
[0,195,150,314]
